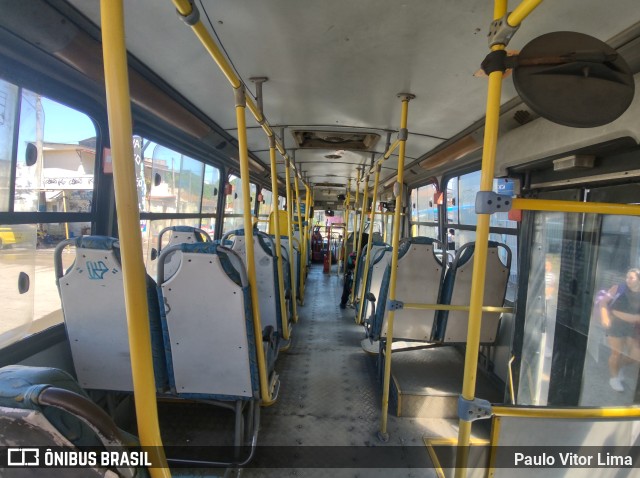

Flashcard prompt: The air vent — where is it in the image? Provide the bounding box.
[513,109,533,125]
[315,182,344,188]
[292,130,380,150]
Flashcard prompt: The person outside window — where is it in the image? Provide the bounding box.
[447,228,456,251]
[599,268,640,392]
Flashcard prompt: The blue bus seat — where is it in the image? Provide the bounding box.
[366,237,445,342]
[0,365,146,477]
[155,225,212,281]
[157,242,279,400]
[224,229,288,349]
[433,241,511,344]
[279,235,300,301]
[54,236,168,393]
[268,236,295,326]
[355,241,391,319]
[157,242,278,450]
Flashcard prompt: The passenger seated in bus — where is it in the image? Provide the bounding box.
[340,251,357,309]
[598,268,640,392]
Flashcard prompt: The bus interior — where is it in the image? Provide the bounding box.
[1,1,640,477]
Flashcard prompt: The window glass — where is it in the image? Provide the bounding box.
[146,143,203,214]
[0,224,36,347]
[410,189,418,223]
[15,91,96,213]
[0,221,92,347]
[581,215,640,406]
[411,183,438,238]
[417,184,437,223]
[202,164,220,214]
[142,218,201,279]
[446,177,458,224]
[448,172,517,229]
[459,170,480,225]
[223,175,257,233]
[257,188,274,232]
[511,210,640,407]
[0,80,19,212]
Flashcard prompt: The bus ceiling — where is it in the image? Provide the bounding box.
[1,1,640,193]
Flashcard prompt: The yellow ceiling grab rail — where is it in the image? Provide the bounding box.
[173,0,309,189]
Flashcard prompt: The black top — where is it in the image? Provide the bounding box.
[611,285,640,315]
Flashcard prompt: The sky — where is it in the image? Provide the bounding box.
[40,97,97,143]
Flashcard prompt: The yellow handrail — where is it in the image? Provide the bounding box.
[269,137,289,341]
[351,175,370,311]
[356,164,382,325]
[351,169,361,291]
[343,180,351,275]
[508,0,544,27]
[455,2,542,476]
[100,1,169,475]
[379,94,414,439]
[383,138,401,160]
[293,172,305,304]
[284,158,299,323]
[512,198,640,216]
[235,86,274,405]
[492,405,640,419]
[172,0,310,192]
[400,304,513,313]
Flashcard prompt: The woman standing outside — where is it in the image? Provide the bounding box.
[600,268,640,392]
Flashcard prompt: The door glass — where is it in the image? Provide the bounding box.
[581,215,640,406]
[517,212,562,405]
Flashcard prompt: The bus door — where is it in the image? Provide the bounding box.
[514,184,640,407]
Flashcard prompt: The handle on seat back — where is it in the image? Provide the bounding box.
[37,386,137,477]
[54,238,77,280]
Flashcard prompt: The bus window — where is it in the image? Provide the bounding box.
[138,139,216,270]
[0,83,97,346]
[15,91,96,214]
[200,164,220,235]
[445,171,518,301]
[223,174,256,234]
[410,183,438,238]
[257,188,273,232]
[145,142,204,214]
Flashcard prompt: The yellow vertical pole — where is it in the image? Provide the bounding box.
[269,137,289,340]
[234,85,273,404]
[99,1,169,475]
[305,182,312,276]
[352,169,361,272]
[284,157,299,322]
[357,164,381,325]
[352,174,370,314]
[455,0,533,475]
[293,172,305,304]
[379,94,414,440]
[343,179,352,275]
